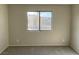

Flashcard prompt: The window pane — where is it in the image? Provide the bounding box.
[40,12,52,30]
[27,12,39,30]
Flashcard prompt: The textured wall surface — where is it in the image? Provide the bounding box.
[71,5,79,53]
[0,4,8,53]
[8,5,71,46]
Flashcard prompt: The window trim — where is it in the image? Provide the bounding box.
[26,11,53,31]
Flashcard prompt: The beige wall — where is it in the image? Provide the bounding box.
[0,5,8,53]
[8,5,71,46]
[71,5,79,53]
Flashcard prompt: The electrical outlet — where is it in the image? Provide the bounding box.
[16,40,20,43]
[62,40,65,42]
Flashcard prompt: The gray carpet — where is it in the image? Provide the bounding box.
[0,46,78,55]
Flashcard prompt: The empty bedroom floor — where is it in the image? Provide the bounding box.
[0,46,78,55]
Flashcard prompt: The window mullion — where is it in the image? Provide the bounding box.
[39,11,40,31]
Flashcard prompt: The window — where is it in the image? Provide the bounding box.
[27,12,39,30]
[27,11,52,31]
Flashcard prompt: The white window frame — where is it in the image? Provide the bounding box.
[26,11,53,31]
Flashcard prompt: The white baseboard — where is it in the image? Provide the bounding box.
[70,45,79,54]
[0,45,8,54]
[9,44,69,46]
